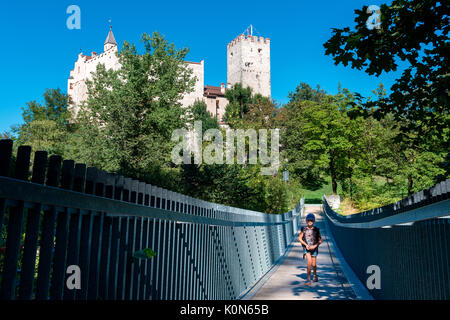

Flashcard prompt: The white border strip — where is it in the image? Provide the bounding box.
[326,199,450,229]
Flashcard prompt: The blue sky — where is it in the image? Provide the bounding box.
[0,0,400,132]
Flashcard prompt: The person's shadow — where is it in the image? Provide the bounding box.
[290,258,356,300]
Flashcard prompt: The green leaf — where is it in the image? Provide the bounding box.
[133,248,157,260]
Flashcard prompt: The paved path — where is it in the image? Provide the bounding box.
[249,205,357,300]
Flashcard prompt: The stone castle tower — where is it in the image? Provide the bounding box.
[227,31,271,98]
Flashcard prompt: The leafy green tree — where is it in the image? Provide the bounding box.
[180,101,219,197]
[75,31,195,189]
[188,100,219,133]
[287,83,327,104]
[241,95,284,130]
[223,83,253,126]
[323,0,449,143]
[283,90,356,194]
[0,131,14,140]
[265,177,288,214]
[13,88,72,155]
[21,88,70,127]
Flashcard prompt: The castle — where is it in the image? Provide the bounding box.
[68,27,271,122]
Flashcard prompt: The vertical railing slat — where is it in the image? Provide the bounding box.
[49,207,69,300]
[87,212,103,300]
[139,217,148,300]
[35,155,62,300]
[1,146,31,300]
[18,150,47,300]
[108,212,120,300]
[125,216,136,300]
[116,216,129,300]
[76,212,92,300]
[0,139,13,178]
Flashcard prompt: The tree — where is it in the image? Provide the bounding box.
[188,100,219,133]
[283,87,358,194]
[13,88,72,155]
[242,95,284,130]
[323,0,449,144]
[75,31,196,189]
[223,83,253,126]
[0,131,14,140]
[287,83,327,104]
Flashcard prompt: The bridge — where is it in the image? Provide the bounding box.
[0,139,449,300]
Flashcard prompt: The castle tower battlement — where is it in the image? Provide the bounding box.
[227,34,270,48]
[227,31,271,98]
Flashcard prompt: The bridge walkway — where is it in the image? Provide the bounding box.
[245,205,358,300]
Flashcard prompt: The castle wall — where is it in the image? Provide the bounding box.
[68,46,120,116]
[205,96,228,122]
[179,61,205,108]
[68,50,205,116]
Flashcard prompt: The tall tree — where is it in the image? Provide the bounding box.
[223,83,253,126]
[283,91,355,194]
[75,31,196,188]
[287,83,327,104]
[188,100,219,133]
[13,88,72,155]
[323,0,449,144]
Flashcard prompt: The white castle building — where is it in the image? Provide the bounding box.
[68,26,271,122]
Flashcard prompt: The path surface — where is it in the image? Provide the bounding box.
[249,205,357,300]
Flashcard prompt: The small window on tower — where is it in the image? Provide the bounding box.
[230,52,233,56]
[258,48,262,53]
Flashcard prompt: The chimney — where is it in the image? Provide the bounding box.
[221,83,225,94]
[91,52,97,57]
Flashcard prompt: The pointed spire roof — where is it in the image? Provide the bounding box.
[104,26,117,46]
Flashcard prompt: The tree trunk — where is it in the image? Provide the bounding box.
[330,152,338,194]
[408,174,413,196]
[407,150,414,196]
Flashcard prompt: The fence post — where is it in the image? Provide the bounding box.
[35,155,62,300]
[19,150,47,300]
[0,139,13,177]
[75,164,90,301]
[1,146,31,300]
[62,160,81,301]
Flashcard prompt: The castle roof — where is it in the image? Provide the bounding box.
[104,27,117,46]
[204,85,225,97]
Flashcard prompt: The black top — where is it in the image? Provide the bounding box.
[301,226,321,247]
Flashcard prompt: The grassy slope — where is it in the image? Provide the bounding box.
[298,177,342,204]
[285,177,342,207]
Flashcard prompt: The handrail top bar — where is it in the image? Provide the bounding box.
[323,197,450,228]
[322,178,449,225]
[0,176,302,226]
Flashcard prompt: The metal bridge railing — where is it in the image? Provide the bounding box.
[323,180,450,300]
[0,139,303,300]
